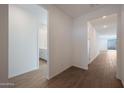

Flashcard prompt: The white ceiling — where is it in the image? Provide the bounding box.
[90,14,117,36]
[55,5,117,36]
[55,4,105,18]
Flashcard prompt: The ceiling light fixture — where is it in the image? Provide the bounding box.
[102,16,107,19]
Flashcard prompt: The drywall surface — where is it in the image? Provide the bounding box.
[39,24,47,49]
[72,5,120,70]
[98,36,117,51]
[48,5,73,78]
[72,20,89,69]
[119,5,124,82]
[0,5,8,86]
[88,23,99,63]
[99,38,108,51]
[9,5,44,78]
[9,4,73,79]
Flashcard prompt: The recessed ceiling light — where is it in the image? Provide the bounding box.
[102,16,106,19]
[103,25,107,28]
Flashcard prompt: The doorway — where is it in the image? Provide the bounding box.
[9,5,49,86]
[38,10,48,78]
[87,14,118,75]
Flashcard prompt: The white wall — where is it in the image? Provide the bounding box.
[47,5,73,78]
[72,20,89,69]
[9,5,44,78]
[99,38,108,51]
[39,24,47,49]
[119,5,124,86]
[38,9,47,50]
[0,5,8,86]
[72,5,120,70]
[88,22,99,63]
[98,36,117,51]
[9,4,73,79]
[5,4,124,85]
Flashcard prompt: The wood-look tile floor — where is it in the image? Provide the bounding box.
[9,50,123,88]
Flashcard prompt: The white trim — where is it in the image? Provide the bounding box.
[48,65,88,80]
[83,66,88,70]
[121,80,124,87]
[72,64,88,70]
[48,65,72,80]
[89,52,99,63]
[9,67,38,79]
[116,73,124,87]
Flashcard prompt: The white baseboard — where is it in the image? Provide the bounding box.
[9,67,38,79]
[48,64,88,80]
[48,65,72,79]
[72,64,88,70]
[121,80,124,87]
[116,74,124,87]
[82,65,88,70]
[90,52,99,63]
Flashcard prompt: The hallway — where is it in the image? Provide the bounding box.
[10,51,123,88]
